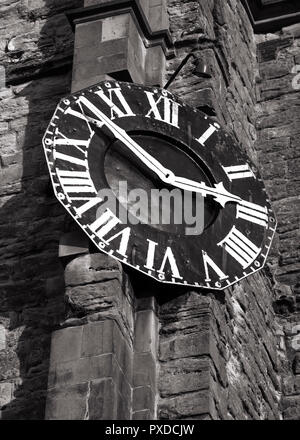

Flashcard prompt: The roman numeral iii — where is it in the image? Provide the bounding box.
[218,226,261,269]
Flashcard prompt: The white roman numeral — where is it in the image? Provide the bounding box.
[90,209,130,257]
[144,239,182,280]
[56,169,96,195]
[237,200,268,228]
[218,226,261,269]
[90,208,121,239]
[95,87,135,120]
[53,151,88,168]
[54,129,91,155]
[202,251,228,282]
[105,227,131,257]
[197,123,219,146]
[64,107,94,135]
[144,92,181,127]
[223,164,255,181]
[65,107,88,122]
[56,169,101,216]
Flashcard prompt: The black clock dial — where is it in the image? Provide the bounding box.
[43,80,277,290]
[100,131,219,234]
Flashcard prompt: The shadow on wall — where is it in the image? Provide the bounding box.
[0,0,84,419]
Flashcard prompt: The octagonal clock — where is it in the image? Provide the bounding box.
[42,80,276,290]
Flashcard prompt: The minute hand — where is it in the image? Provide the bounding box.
[78,96,174,183]
[170,175,242,207]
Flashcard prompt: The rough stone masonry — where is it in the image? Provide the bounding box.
[0,0,299,419]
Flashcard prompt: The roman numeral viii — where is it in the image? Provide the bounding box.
[144,91,181,127]
[90,209,131,257]
[218,226,261,269]
[56,169,103,217]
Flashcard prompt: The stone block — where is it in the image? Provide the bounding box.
[145,45,165,86]
[133,385,155,412]
[45,382,89,420]
[74,20,102,49]
[88,378,117,420]
[0,382,12,408]
[81,320,114,357]
[258,37,293,63]
[113,323,133,381]
[282,395,300,420]
[159,331,210,361]
[49,326,83,368]
[282,23,300,38]
[65,253,121,287]
[134,309,158,355]
[72,7,167,90]
[117,394,131,420]
[113,360,132,404]
[158,391,211,419]
[101,15,130,41]
[159,357,210,397]
[65,279,122,313]
[132,409,153,420]
[0,325,6,350]
[133,352,156,389]
[293,353,300,375]
[48,353,114,388]
[59,231,89,258]
[149,1,169,32]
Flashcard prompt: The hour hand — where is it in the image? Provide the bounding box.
[170,175,242,207]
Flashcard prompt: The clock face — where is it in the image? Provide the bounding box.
[42,80,276,290]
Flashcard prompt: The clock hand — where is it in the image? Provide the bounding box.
[76,97,240,207]
[77,97,175,184]
[168,175,242,207]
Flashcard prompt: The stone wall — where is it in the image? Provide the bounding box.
[157,0,299,420]
[0,0,83,419]
[255,25,300,420]
[0,0,299,420]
